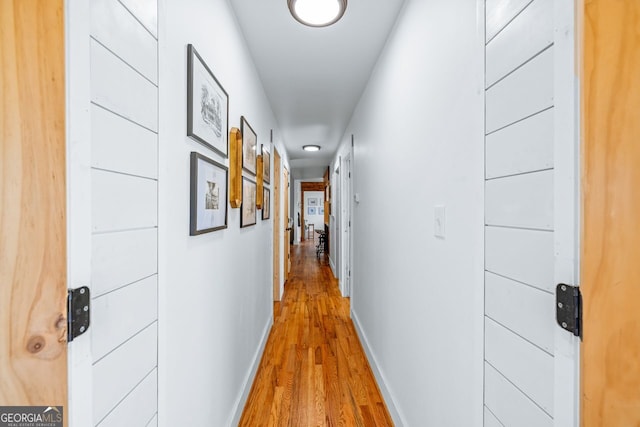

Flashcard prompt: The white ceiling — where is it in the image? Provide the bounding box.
[230,0,406,171]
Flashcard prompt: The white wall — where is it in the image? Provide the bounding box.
[332,1,485,425]
[157,1,288,426]
[303,191,324,230]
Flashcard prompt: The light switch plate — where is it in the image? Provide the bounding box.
[434,205,446,238]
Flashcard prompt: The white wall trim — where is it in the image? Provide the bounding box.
[228,318,273,426]
[66,0,93,425]
[351,310,406,427]
[329,258,336,277]
[552,1,581,425]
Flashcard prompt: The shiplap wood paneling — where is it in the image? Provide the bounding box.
[90,0,157,83]
[89,0,158,425]
[484,407,503,427]
[90,39,158,131]
[96,369,157,427]
[485,363,552,427]
[485,318,554,413]
[486,46,553,133]
[486,108,553,179]
[486,0,553,87]
[485,2,557,424]
[92,105,158,179]
[92,275,158,360]
[93,323,158,424]
[485,272,554,353]
[92,169,157,232]
[118,0,157,37]
[92,227,157,298]
[486,0,532,42]
[486,169,553,230]
[485,226,554,292]
[146,414,158,427]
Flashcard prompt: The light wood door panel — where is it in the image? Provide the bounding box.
[283,167,290,280]
[581,1,640,425]
[0,0,67,413]
[273,149,281,301]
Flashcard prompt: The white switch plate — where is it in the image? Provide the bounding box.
[434,205,446,238]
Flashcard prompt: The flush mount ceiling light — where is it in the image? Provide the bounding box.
[303,145,321,152]
[288,0,347,27]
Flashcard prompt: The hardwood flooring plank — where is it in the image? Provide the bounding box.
[239,240,393,426]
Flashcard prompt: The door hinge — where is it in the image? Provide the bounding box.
[68,286,91,343]
[556,284,582,339]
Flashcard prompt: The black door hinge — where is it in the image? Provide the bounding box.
[68,286,91,343]
[556,284,582,339]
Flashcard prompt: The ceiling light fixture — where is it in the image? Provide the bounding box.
[288,0,347,27]
[303,145,321,152]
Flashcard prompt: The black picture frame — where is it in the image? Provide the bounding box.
[262,144,270,184]
[187,44,229,158]
[262,187,270,220]
[241,177,257,228]
[190,152,228,235]
[241,116,257,175]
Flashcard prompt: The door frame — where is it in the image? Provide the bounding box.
[300,182,326,242]
[66,1,93,425]
[553,2,581,425]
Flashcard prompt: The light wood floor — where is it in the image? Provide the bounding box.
[239,239,394,426]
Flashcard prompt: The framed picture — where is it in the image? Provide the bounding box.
[308,197,318,207]
[262,144,270,184]
[241,117,257,175]
[241,177,257,227]
[187,44,229,158]
[308,206,317,215]
[319,206,325,215]
[262,188,270,220]
[190,152,228,235]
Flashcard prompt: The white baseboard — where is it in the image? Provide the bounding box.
[228,318,272,426]
[351,310,406,426]
[329,257,336,276]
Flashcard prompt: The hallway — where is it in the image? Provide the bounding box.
[240,240,393,426]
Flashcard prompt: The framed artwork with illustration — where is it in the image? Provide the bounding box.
[262,188,270,220]
[262,144,270,184]
[241,117,257,175]
[308,206,317,215]
[190,152,228,235]
[241,177,257,227]
[187,44,229,158]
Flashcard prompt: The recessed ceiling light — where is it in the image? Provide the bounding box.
[303,145,321,152]
[288,0,347,28]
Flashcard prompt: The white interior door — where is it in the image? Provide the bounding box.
[342,152,352,297]
[483,1,579,426]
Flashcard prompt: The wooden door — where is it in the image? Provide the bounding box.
[581,1,640,425]
[0,0,68,417]
[273,150,281,301]
[283,167,290,280]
